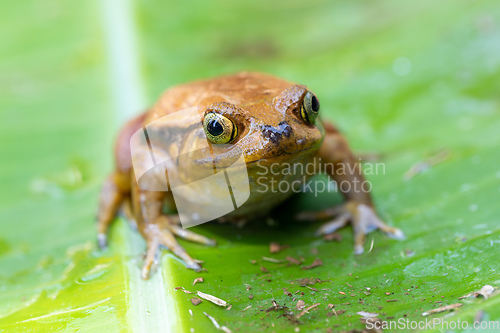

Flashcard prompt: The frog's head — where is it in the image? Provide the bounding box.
[145,73,324,178]
[200,79,325,171]
[145,72,326,215]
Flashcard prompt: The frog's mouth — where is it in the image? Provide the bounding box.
[244,146,319,166]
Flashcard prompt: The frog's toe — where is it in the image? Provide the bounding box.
[142,238,160,280]
[351,203,405,254]
[314,212,350,236]
[169,224,217,246]
[97,233,108,250]
[141,225,202,279]
[311,202,405,255]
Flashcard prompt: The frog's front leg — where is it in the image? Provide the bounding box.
[131,185,216,279]
[298,123,405,254]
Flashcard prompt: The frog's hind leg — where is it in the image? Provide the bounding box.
[119,197,137,230]
[97,113,146,249]
[96,171,130,249]
[297,121,404,254]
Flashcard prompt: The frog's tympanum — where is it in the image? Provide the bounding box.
[97,72,405,279]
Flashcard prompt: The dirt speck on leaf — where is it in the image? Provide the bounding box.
[286,256,301,265]
[193,277,204,285]
[323,232,342,242]
[270,242,289,253]
[191,297,202,306]
[357,311,379,318]
[301,258,323,270]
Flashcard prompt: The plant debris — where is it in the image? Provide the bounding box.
[257,273,272,280]
[296,300,305,310]
[191,297,202,306]
[422,303,462,316]
[270,242,289,253]
[242,305,251,311]
[477,285,496,299]
[262,257,286,263]
[193,277,204,285]
[296,303,320,319]
[323,232,342,242]
[203,312,232,332]
[404,149,450,181]
[266,300,288,313]
[298,277,323,286]
[286,256,301,265]
[175,287,194,294]
[197,291,228,307]
[459,285,497,300]
[357,311,379,318]
[203,312,220,329]
[301,258,323,270]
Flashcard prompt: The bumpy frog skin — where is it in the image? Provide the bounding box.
[97,72,405,279]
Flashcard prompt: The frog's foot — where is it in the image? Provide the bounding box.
[140,216,216,279]
[296,202,405,254]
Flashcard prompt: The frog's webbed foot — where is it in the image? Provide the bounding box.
[141,216,216,279]
[296,202,405,254]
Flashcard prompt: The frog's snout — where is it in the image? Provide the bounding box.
[261,121,292,144]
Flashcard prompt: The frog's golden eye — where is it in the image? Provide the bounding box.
[300,91,320,124]
[203,112,237,144]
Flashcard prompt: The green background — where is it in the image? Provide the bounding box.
[1,0,499,332]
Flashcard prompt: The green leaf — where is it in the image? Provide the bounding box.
[1,0,499,332]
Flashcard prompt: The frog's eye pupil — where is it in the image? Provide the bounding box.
[311,95,320,112]
[300,91,320,124]
[207,119,224,136]
[203,112,237,144]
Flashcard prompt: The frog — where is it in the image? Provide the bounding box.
[97,72,405,279]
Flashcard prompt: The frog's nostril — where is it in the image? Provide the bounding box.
[261,122,293,144]
[262,126,282,144]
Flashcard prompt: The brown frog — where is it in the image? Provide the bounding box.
[97,72,404,279]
